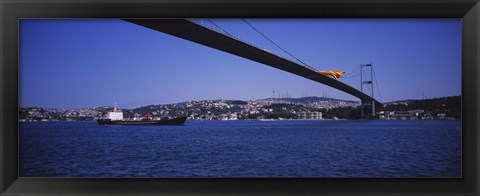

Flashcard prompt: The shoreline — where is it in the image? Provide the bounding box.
[19,118,459,122]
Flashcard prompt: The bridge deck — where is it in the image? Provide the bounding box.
[124,19,380,105]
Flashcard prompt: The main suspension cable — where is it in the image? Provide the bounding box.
[342,73,360,79]
[207,19,234,37]
[242,19,316,71]
[372,67,383,103]
[342,66,360,77]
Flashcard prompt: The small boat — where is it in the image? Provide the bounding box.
[97,104,187,126]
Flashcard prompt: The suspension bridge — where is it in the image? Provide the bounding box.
[124,19,382,117]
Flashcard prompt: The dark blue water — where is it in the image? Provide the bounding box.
[19,120,461,177]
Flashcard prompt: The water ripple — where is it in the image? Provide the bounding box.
[20,120,461,177]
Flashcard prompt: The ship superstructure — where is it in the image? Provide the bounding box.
[106,103,123,120]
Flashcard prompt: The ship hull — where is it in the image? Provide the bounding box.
[97,117,187,126]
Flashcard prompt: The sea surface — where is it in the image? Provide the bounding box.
[19,120,461,177]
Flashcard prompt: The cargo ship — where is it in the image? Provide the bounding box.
[96,104,187,126]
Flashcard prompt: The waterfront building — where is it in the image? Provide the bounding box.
[408,109,425,117]
[387,111,417,120]
[297,111,322,120]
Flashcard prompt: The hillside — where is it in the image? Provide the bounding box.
[19,96,461,121]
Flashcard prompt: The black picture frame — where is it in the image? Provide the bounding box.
[1,0,479,195]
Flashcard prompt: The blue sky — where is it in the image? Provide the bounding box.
[20,19,461,109]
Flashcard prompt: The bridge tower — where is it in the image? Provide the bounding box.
[360,63,375,118]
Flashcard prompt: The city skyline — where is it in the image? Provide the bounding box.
[20,19,461,109]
